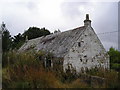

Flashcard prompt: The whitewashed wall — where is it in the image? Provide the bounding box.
[63,26,109,72]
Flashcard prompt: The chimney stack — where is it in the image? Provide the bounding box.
[84,14,91,27]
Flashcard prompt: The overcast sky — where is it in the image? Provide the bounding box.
[0,0,119,50]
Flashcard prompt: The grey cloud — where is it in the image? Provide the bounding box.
[0,0,118,50]
[61,2,118,49]
[61,2,89,19]
[92,2,118,49]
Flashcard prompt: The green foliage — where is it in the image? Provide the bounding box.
[108,47,120,63]
[12,33,25,49]
[111,63,120,71]
[108,47,120,71]
[2,50,17,67]
[2,50,120,88]
[2,50,62,88]
[57,66,77,83]
[11,27,51,50]
[2,29,12,52]
[23,27,50,40]
[86,68,120,88]
[2,51,89,88]
[1,22,51,51]
[54,29,61,33]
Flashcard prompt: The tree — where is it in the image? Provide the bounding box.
[1,23,12,52]
[2,30,12,52]
[108,47,120,71]
[12,33,25,49]
[108,47,120,63]
[23,27,50,40]
[54,29,61,33]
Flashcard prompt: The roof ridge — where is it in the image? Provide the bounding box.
[19,26,86,57]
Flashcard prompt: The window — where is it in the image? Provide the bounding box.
[84,55,87,58]
[46,59,51,67]
[80,58,82,62]
[92,59,93,62]
[78,42,81,47]
[81,67,84,73]
[85,34,87,37]
[96,55,98,57]
[85,67,89,72]
[72,49,75,52]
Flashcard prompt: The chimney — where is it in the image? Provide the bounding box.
[84,14,91,27]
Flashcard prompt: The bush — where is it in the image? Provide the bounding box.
[108,47,120,71]
[3,66,63,88]
[2,50,120,88]
[2,50,63,88]
[2,50,18,67]
[86,68,120,88]
[111,63,120,71]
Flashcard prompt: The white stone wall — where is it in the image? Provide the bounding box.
[63,26,109,72]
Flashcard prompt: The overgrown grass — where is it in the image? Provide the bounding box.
[86,67,120,88]
[2,50,120,88]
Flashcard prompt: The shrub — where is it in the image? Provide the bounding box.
[2,50,120,88]
[86,67,120,88]
[2,50,63,88]
[69,79,89,88]
[111,63,120,71]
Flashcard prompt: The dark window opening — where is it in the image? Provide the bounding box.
[78,42,81,47]
[80,58,82,62]
[81,67,84,73]
[92,59,93,62]
[96,55,98,57]
[46,59,51,67]
[85,67,89,72]
[84,55,87,58]
[72,49,75,52]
